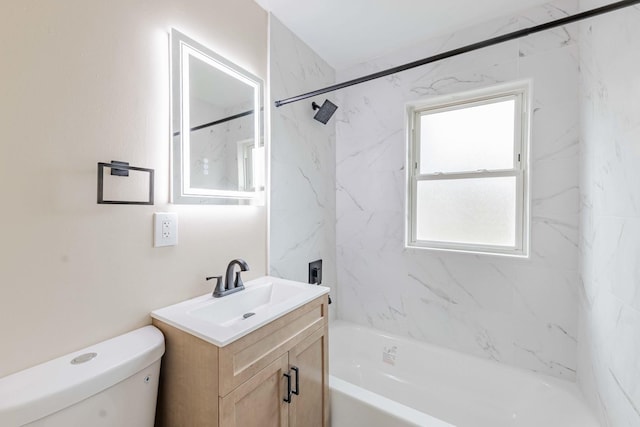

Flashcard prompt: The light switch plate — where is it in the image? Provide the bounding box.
[154,212,178,247]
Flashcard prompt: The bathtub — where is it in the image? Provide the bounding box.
[329,321,599,427]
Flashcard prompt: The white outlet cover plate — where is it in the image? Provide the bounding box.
[154,212,178,247]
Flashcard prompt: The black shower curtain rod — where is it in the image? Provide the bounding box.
[172,109,254,137]
[274,0,640,108]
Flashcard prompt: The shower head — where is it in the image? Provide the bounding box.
[312,99,338,124]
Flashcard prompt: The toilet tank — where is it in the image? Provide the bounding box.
[0,325,165,427]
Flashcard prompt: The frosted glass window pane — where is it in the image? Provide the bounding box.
[419,99,515,174]
[416,177,516,247]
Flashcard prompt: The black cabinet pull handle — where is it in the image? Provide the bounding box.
[283,372,292,403]
[291,366,300,395]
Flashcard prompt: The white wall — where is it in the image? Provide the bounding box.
[0,0,267,378]
[577,1,640,425]
[269,16,337,308]
[335,0,580,379]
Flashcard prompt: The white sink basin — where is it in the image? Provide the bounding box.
[151,276,329,347]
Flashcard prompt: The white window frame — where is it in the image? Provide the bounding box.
[406,81,531,257]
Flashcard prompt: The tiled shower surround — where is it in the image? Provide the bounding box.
[269,16,337,296]
[578,1,640,425]
[335,0,581,380]
[269,0,640,424]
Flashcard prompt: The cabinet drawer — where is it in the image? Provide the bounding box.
[219,295,328,396]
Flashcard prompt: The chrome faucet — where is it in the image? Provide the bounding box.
[206,258,250,298]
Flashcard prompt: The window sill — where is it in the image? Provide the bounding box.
[405,242,529,259]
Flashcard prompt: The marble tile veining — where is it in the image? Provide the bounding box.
[269,16,337,309]
[577,1,640,425]
[336,0,580,380]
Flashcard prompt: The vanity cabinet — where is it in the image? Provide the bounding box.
[288,327,329,426]
[219,353,289,427]
[153,294,329,427]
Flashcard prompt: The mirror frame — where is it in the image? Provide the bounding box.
[170,28,265,205]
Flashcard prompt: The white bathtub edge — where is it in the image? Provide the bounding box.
[329,375,455,427]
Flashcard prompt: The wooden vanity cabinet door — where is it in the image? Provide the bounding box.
[219,353,289,427]
[288,325,329,427]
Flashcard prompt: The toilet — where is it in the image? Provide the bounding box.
[0,325,165,427]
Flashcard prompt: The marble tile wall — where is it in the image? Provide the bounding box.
[577,1,640,425]
[335,0,581,379]
[269,16,337,308]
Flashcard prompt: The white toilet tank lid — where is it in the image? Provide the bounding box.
[0,325,165,426]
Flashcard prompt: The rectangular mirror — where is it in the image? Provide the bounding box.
[171,29,265,205]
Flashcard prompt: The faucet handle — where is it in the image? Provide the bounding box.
[206,275,224,297]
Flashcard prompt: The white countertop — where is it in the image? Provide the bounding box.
[151,275,329,347]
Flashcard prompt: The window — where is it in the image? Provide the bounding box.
[407,82,530,256]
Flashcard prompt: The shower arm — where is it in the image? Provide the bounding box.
[274,0,640,108]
